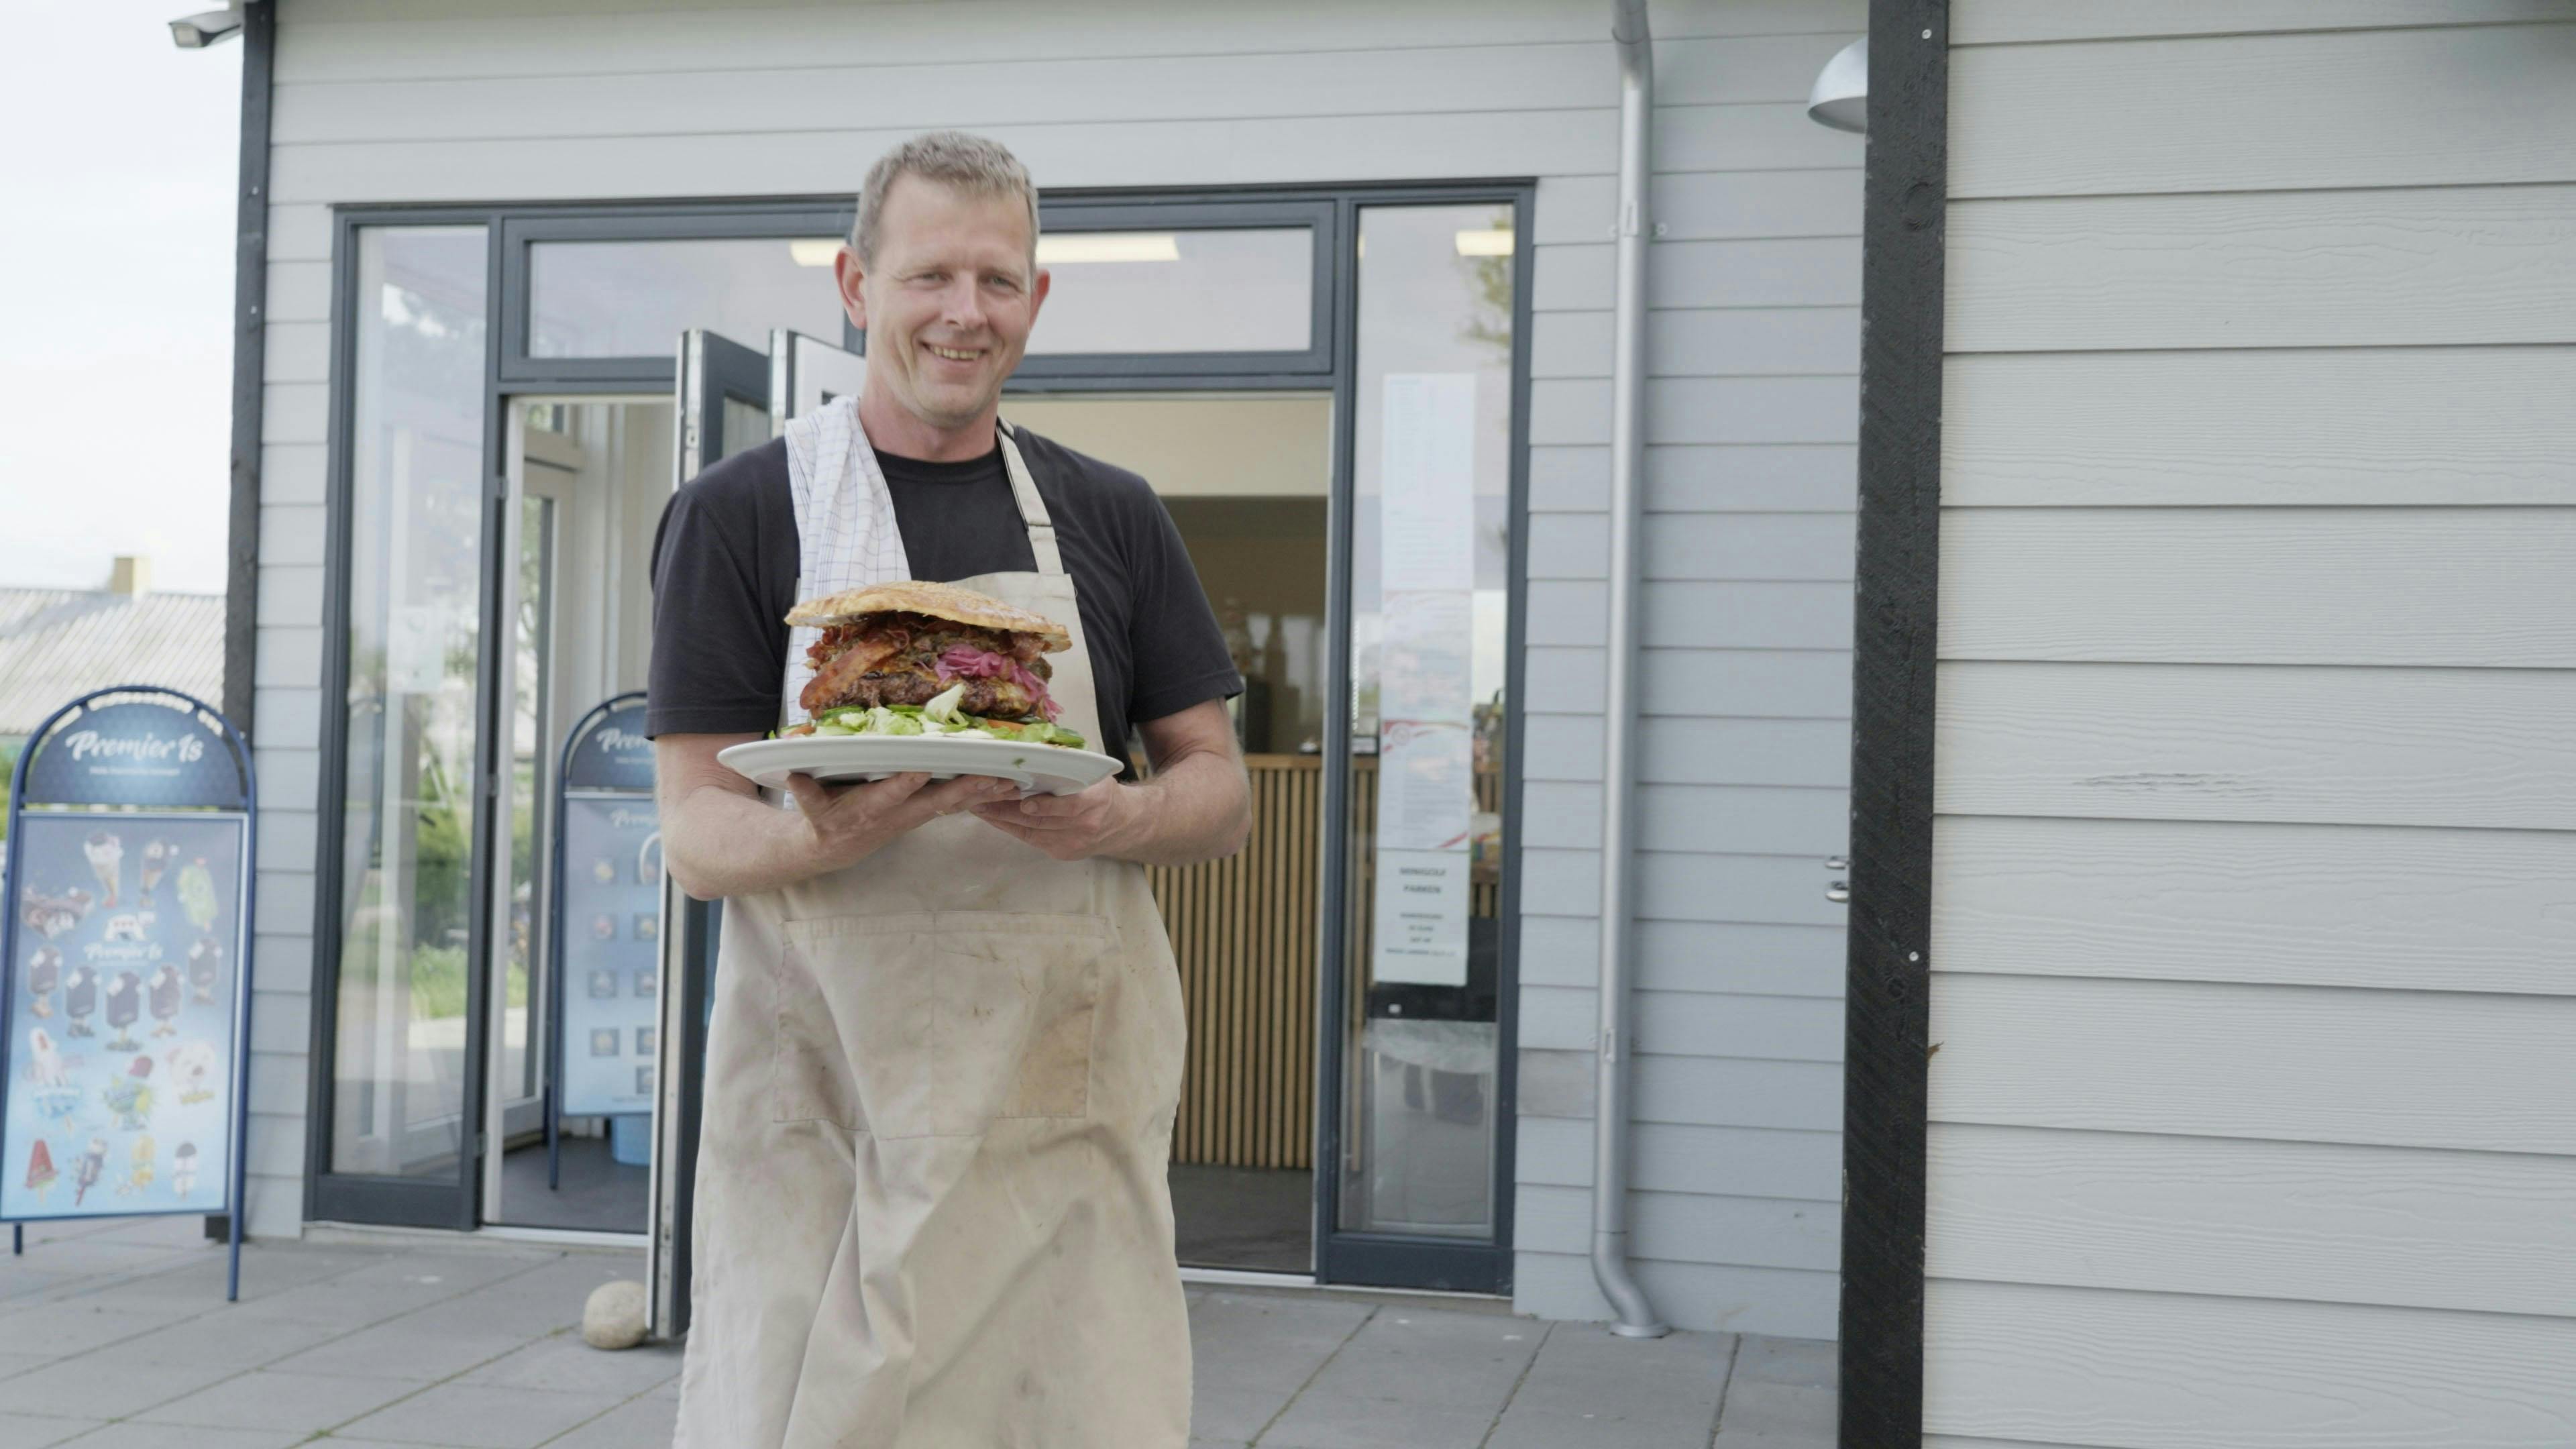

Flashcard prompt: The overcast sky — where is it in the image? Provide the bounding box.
[2,2,240,595]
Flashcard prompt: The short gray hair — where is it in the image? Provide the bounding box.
[848,131,1039,266]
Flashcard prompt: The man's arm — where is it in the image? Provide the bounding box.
[655,733,1017,900]
[967,698,1249,867]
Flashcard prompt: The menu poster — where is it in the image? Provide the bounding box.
[1373,372,1481,988]
[1,814,245,1220]
[555,796,663,1116]
[1378,374,1478,595]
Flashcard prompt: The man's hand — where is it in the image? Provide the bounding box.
[967,700,1250,867]
[969,776,1141,861]
[785,770,1018,873]
[656,734,1018,900]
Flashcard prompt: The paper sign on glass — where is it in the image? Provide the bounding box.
[1379,374,1478,594]
[1373,849,1471,987]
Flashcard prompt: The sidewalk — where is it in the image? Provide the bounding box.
[0,1217,1833,1448]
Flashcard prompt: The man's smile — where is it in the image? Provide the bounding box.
[923,342,982,363]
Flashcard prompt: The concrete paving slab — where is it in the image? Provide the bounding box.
[1188,1292,1373,1441]
[0,1309,161,1362]
[1732,1335,1834,1391]
[1717,1378,1837,1440]
[264,1320,530,1383]
[455,1333,682,1397]
[0,1350,233,1421]
[0,1415,97,1449]
[1501,1323,1733,1430]
[532,1393,678,1449]
[1259,1307,1544,1449]
[131,1368,422,1434]
[51,1424,307,1449]
[335,1381,630,1448]
[98,1311,347,1373]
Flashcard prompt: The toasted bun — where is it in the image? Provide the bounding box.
[784,580,1071,652]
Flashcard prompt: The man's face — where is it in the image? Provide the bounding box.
[838,175,1049,433]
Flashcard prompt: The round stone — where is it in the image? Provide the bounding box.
[581,1279,649,1350]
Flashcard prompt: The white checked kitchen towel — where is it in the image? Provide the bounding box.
[777,392,913,730]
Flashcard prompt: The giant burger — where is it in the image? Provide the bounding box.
[781,581,1088,748]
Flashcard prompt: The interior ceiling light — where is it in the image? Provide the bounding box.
[1807,36,1867,134]
[1036,233,1181,264]
[789,239,843,267]
[168,6,242,48]
[1454,229,1515,258]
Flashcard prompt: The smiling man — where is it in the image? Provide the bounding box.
[647,133,1248,1448]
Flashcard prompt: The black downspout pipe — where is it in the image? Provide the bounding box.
[212,0,274,1246]
[224,0,273,734]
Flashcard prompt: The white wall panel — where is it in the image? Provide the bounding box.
[1952,25,2576,198]
[1941,508,2576,667]
[1944,348,2576,507]
[1949,186,2576,353]
[1954,0,2573,46]
[1937,661,2576,830]
[1930,1124,2576,1318]
[1934,816,2576,996]
[1516,1185,1837,1271]
[1929,973,2576,1155]
[1518,1118,1844,1203]
[1926,1279,2576,1448]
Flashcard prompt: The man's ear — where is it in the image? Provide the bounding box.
[834,248,868,331]
[1027,266,1051,327]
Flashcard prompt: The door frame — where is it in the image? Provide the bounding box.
[309,186,1539,1297]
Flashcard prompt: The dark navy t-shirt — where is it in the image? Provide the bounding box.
[645,427,1240,759]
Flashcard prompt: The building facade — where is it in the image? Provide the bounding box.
[225,0,1870,1340]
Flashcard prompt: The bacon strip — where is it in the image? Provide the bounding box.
[800,635,902,714]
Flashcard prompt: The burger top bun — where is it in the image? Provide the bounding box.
[784,580,1073,652]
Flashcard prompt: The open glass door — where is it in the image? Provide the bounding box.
[648,329,776,1332]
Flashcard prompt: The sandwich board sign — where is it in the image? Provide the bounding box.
[0,688,256,1299]
[544,694,661,1185]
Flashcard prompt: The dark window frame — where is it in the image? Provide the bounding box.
[309,180,1538,1300]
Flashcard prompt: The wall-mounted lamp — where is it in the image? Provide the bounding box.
[1807,37,1867,134]
[168,5,243,48]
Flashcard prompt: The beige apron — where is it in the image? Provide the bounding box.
[672,402,1193,1448]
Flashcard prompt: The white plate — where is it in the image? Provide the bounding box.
[717,734,1122,796]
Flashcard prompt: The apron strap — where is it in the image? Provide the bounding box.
[994,418,1065,578]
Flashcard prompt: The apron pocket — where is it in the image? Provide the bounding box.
[774,912,1110,1138]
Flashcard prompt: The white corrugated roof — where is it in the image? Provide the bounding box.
[0,588,227,739]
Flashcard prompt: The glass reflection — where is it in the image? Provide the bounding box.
[1030,227,1311,355]
[530,237,849,358]
[1341,204,1517,1240]
[331,226,490,1178]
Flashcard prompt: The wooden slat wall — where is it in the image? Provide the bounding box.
[1148,755,1320,1170]
[1148,755,1503,1171]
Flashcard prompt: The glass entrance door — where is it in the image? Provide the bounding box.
[487,396,676,1233]
[648,328,779,1332]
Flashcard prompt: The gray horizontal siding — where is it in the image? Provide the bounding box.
[1944,348,2576,508]
[1951,23,2576,199]
[1925,1279,2576,1448]
[1931,1124,2576,1319]
[1947,184,2576,354]
[1934,6,2576,1441]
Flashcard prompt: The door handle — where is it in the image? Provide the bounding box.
[1825,857,1847,872]
[1825,856,1849,903]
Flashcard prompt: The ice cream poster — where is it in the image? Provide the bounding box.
[2,814,245,1220]
[555,797,663,1117]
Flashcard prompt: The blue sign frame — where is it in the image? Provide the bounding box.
[543,694,657,1188]
[0,687,256,1301]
